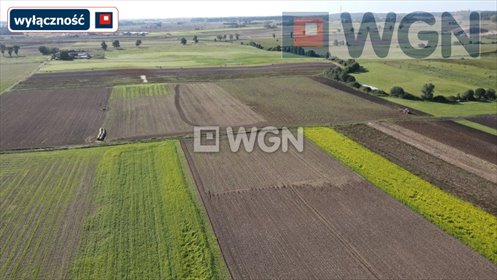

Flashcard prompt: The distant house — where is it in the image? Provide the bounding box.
[359,83,379,91]
[53,50,91,60]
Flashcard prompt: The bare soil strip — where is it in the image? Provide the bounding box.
[183,138,362,194]
[177,83,265,127]
[181,138,497,279]
[311,76,429,116]
[468,114,497,129]
[399,120,497,164]
[368,122,497,184]
[338,124,497,216]
[17,62,332,90]
[104,90,190,140]
[0,88,110,150]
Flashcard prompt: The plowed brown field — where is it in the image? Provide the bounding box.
[398,120,497,164]
[338,124,497,216]
[176,83,265,127]
[0,88,110,150]
[182,138,497,279]
[369,122,497,184]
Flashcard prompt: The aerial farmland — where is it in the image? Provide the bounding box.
[1,1,497,279]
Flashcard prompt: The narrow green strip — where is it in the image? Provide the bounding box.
[456,120,497,136]
[306,127,497,264]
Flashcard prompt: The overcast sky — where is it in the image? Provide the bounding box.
[1,0,495,20]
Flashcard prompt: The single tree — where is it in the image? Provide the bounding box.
[486,88,496,100]
[13,45,20,56]
[462,89,475,101]
[272,33,276,39]
[390,86,405,97]
[193,35,198,43]
[39,46,50,55]
[229,34,234,41]
[101,41,108,51]
[112,40,120,48]
[0,44,6,56]
[223,34,227,40]
[235,33,240,40]
[421,83,435,100]
[7,46,13,57]
[180,37,187,45]
[325,51,331,59]
[474,88,486,100]
[135,39,142,47]
[216,35,223,41]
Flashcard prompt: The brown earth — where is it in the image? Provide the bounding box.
[338,124,497,215]
[218,76,410,127]
[398,120,497,164]
[183,138,362,194]
[181,138,497,279]
[368,122,497,184]
[16,62,333,90]
[467,114,497,129]
[103,91,190,141]
[176,83,265,127]
[0,88,110,150]
[311,76,429,116]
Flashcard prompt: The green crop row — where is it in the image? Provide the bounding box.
[70,141,227,279]
[110,83,172,100]
[306,127,497,264]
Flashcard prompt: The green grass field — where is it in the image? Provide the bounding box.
[110,83,172,99]
[0,148,105,279]
[0,141,228,279]
[71,141,228,279]
[306,127,497,265]
[0,55,45,93]
[383,97,497,117]
[353,59,497,97]
[41,40,319,72]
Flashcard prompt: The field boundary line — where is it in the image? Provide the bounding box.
[179,140,235,279]
[174,84,198,126]
[368,122,497,184]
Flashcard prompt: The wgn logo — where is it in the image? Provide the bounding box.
[193,126,304,153]
[8,7,118,32]
[282,9,486,59]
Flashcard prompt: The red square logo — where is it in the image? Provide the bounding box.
[99,13,112,25]
[293,17,324,47]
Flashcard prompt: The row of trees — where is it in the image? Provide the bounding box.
[214,33,240,42]
[390,85,496,103]
[0,44,20,57]
[100,40,142,51]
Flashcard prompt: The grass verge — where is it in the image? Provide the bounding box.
[306,127,497,264]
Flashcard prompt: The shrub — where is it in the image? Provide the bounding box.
[432,95,449,103]
[390,86,405,97]
[486,88,496,100]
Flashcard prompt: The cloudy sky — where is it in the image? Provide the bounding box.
[1,0,495,20]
